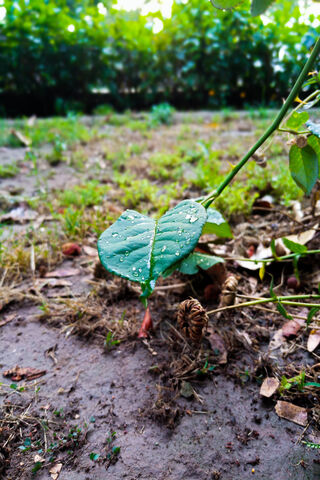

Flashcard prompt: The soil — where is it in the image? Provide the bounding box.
[1,112,320,480]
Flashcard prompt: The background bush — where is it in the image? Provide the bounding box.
[0,0,318,115]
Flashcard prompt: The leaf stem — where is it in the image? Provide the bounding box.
[201,37,320,209]
[207,294,320,316]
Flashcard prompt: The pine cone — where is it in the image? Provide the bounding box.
[220,274,238,307]
[177,298,208,343]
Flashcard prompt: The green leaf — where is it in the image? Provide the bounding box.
[286,111,309,130]
[276,302,292,320]
[210,0,243,9]
[308,134,320,162]
[306,120,320,138]
[270,239,280,260]
[250,0,274,15]
[178,252,224,275]
[282,238,308,254]
[307,306,320,326]
[89,452,100,461]
[289,144,318,194]
[304,382,320,388]
[202,208,232,238]
[98,200,207,299]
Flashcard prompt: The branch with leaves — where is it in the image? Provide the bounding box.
[97,1,320,313]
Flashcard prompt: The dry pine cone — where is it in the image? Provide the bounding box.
[220,274,238,307]
[177,298,208,343]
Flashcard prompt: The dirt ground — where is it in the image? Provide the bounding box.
[1,111,320,479]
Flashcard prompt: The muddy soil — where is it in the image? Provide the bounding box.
[1,310,319,480]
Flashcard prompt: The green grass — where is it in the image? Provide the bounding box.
[0,163,19,178]
[0,116,95,149]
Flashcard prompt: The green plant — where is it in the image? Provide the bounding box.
[150,103,175,126]
[0,163,19,178]
[97,3,320,315]
[104,331,120,350]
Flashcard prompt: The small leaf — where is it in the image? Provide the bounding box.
[286,111,309,130]
[98,200,207,299]
[270,239,280,260]
[251,0,274,15]
[202,208,232,238]
[276,302,293,320]
[282,238,308,254]
[178,252,224,275]
[89,453,100,461]
[259,264,265,281]
[289,144,318,194]
[306,120,320,138]
[307,306,320,326]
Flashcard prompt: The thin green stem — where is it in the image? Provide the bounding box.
[224,249,320,264]
[207,294,320,316]
[201,37,320,209]
[278,128,309,135]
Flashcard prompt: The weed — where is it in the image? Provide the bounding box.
[150,103,175,126]
[0,163,19,178]
[93,104,114,115]
[104,331,120,350]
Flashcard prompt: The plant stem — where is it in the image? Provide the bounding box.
[201,37,320,209]
[207,294,320,315]
[224,249,320,264]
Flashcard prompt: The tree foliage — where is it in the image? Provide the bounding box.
[0,0,318,111]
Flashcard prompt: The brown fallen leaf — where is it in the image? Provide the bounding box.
[275,400,308,426]
[207,330,227,364]
[50,463,63,480]
[282,319,305,338]
[307,329,320,353]
[260,377,280,398]
[45,268,80,278]
[3,366,46,382]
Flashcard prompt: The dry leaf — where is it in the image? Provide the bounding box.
[3,366,46,381]
[35,278,72,289]
[275,400,308,426]
[83,245,98,257]
[286,226,318,246]
[1,207,37,224]
[45,268,80,278]
[260,377,279,398]
[11,129,32,146]
[307,329,320,352]
[269,329,285,351]
[34,454,45,463]
[282,320,303,338]
[27,115,37,127]
[50,463,63,480]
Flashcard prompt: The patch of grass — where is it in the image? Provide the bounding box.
[0,117,93,148]
[58,181,109,208]
[0,163,19,178]
[190,149,302,216]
